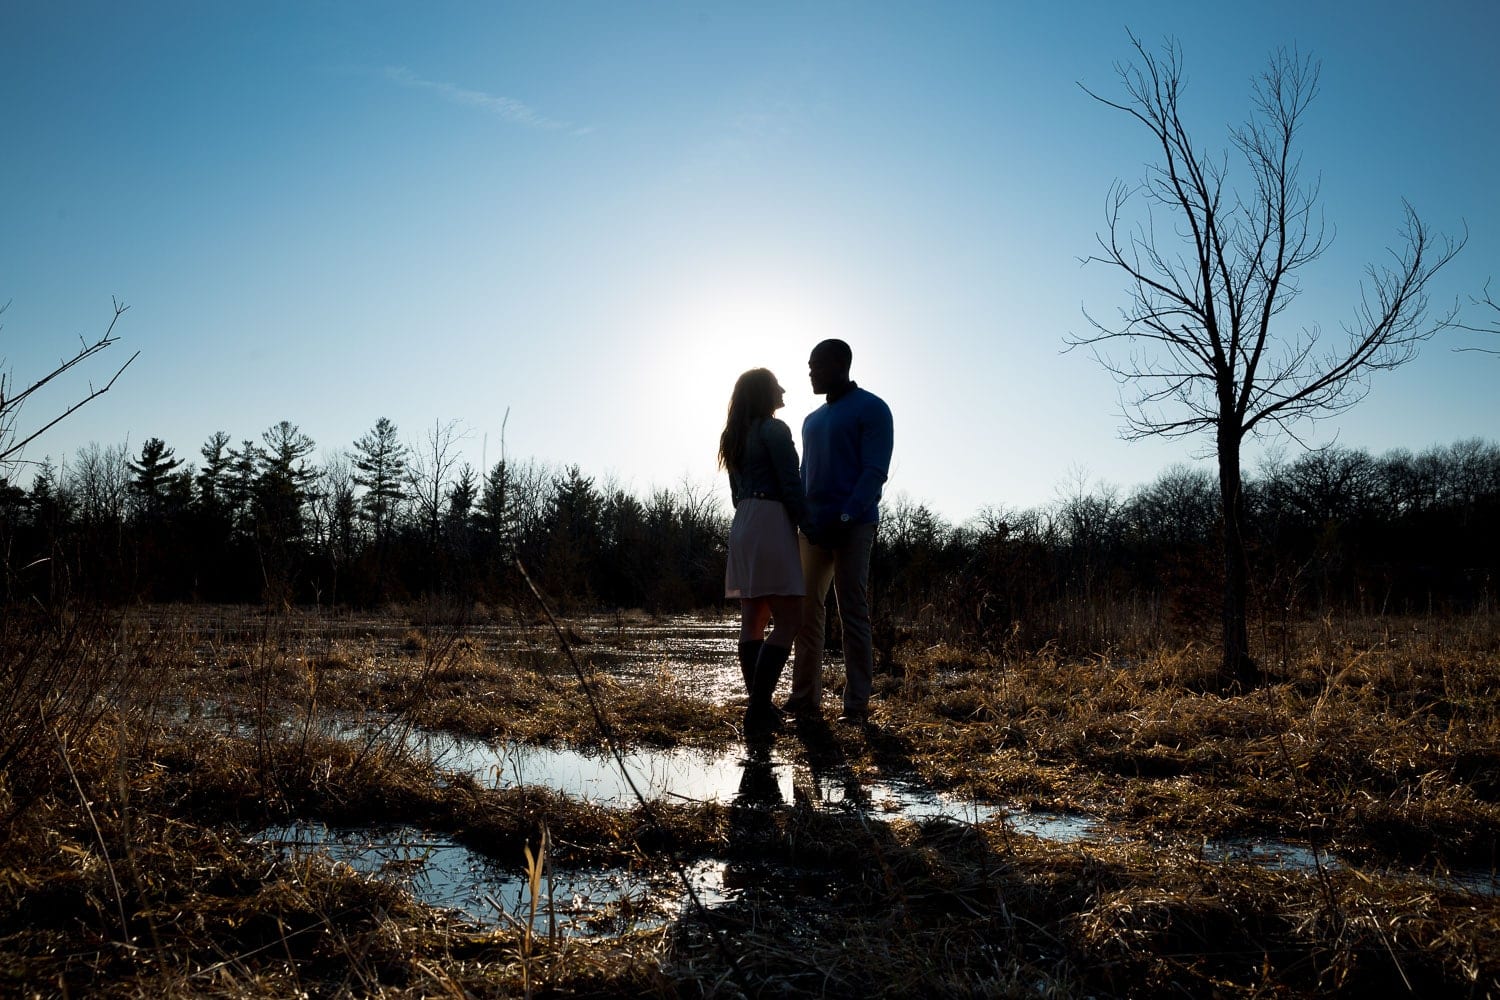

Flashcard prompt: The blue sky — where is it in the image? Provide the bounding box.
[3,1,1496,520]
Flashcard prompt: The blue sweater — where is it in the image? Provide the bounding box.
[800,384,893,528]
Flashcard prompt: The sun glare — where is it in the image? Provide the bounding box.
[670,283,839,407]
[627,279,842,476]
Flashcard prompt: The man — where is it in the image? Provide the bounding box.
[785,339,894,724]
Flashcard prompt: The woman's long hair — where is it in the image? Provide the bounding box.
[717,368,778,473]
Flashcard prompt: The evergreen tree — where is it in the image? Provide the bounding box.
[255,421,317,544]
[352,417,407,544]
[311,454,359,602]
[477,460,511,542]
[0,476,26,523]
[446,463,478,532]
[26,461,60,529]
[224,439,263,537]
[128,437,184,520]
[542,466,604,606]
[197,431,233,513]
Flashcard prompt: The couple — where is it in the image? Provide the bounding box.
[718,339,894,737]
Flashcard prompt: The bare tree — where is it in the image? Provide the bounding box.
[0,299,137,468]
[1072,35,1464,688]
[70,442,132,528]
[312,450,359,596]
[407,419,468,548]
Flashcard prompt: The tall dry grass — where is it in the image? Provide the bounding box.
[0,605,150,828]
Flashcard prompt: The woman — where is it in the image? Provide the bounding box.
[719,368,805,736]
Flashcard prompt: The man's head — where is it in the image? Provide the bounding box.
[808,339,853,396]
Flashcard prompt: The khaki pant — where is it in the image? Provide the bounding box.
[788,522,876,713]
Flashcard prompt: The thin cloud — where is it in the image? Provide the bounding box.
[384,66,585,133]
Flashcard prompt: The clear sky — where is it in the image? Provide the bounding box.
[3,1,1496,521]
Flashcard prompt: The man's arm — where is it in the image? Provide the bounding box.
[845,396,893,521]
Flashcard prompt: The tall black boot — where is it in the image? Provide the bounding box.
[745,643,792,737]
[737,640,764,695]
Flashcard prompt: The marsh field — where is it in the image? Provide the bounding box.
[2,601,1498,999]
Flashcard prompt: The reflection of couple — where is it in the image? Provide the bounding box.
[718,339,895,738]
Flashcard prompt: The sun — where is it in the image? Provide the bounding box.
[625,272,854,480]
[667,282,835,404]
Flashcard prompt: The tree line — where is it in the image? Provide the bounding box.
[874,438,1499,658]
[2,419,1496,648]
[0,418,724,613]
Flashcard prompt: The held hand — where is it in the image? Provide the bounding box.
[804,519,850,551]
[824,519,852,550]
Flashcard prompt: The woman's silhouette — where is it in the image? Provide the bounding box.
[718,368,806,738]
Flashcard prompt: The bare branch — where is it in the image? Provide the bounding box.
[1452,277,1500,354]
[1074,39,1462,446]
[0,299,136,466]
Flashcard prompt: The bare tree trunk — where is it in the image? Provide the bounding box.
[1216,425,1257,690]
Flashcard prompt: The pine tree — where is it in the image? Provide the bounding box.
[196,431,233,514]
[352,417,407,544]
[446,463,478,531]
[128,437,184,520]
[255,421,317,544]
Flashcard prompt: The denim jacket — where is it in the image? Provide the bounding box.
[728,417,806,528]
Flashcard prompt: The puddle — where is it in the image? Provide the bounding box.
[251,822,816,930]
[255,821,674,933]
[411,730,1075,823]
[137,609,749,710]
[246,727,1498,925]
[409,732,1499,896]
[1199,838,1497,896]
[1202,838,1337,872]
[1408,866,1500,897]
[409,729,1097,838]
[255,817,894,923]
[587,619,744,700]
[254,810,1496,941]
[415,732,797,805]
[1005,810,1101,843]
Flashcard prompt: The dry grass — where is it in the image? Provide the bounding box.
[869,614,1500,865]
[1,604,1497,997]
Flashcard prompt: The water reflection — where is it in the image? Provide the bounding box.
[414,731,798,805]
[734,745,785,806]
[416,730,1495,894]
[251,822,791,930]
[255,821,667,932]
[252,813,1497,941]
[256,744,1495,941]
[1203,838,1336,872]
[410,729,1094,835]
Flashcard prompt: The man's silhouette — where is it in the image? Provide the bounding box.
[784,339,893,724]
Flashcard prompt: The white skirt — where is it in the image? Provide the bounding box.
[724,498,805,599]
